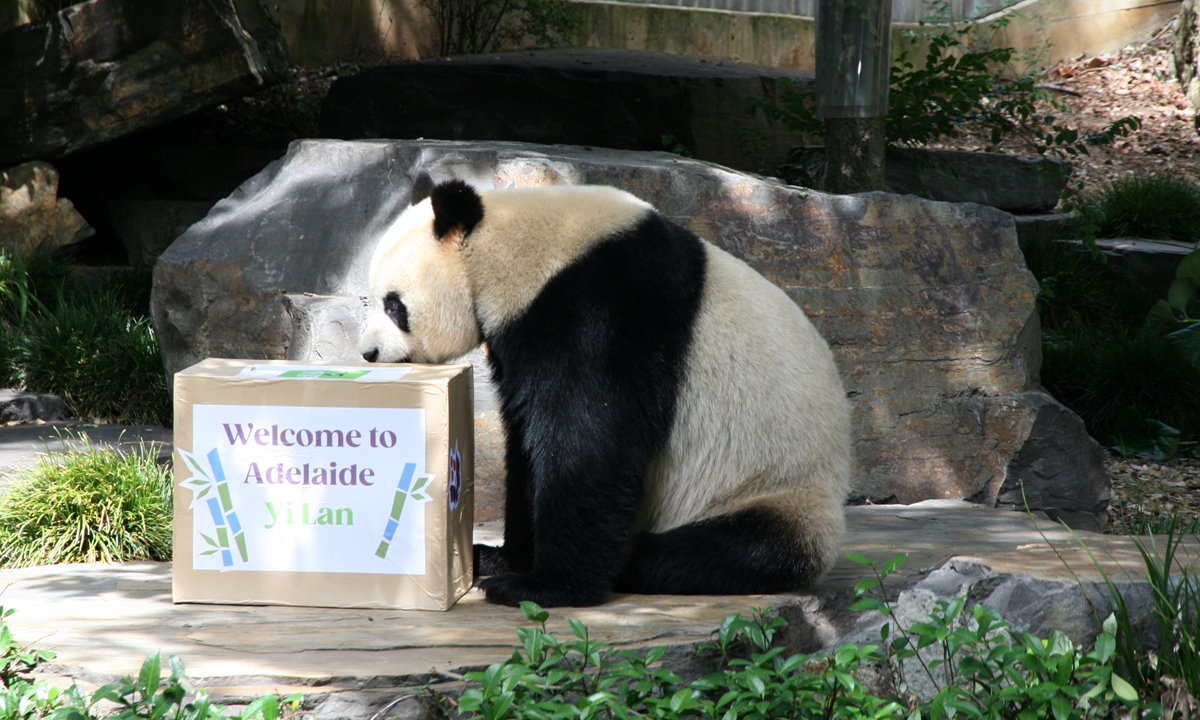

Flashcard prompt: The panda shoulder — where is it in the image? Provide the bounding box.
[477,185,654,239]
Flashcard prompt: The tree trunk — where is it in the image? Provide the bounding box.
[821,116,888,194]
[1174,0,1200,118]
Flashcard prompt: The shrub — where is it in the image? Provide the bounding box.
[0,435,171,567]
[1041,329,1200,444]
[1095,174,1200,243]
[13,293,170,426]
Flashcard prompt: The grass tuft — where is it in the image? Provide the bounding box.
[13,293,170,426]
[0,434,172,567]
[1095,173,1200,243]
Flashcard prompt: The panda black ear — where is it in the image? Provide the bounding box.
[410,171,435,206]
[430,180,484,241]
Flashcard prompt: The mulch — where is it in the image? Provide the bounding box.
[1106,453,1200,534]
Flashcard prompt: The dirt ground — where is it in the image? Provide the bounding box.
[933,16,1200,191]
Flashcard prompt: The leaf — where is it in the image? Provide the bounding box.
[1111,406,1180,460]
[1168,278,1197,315]
[200,533,218,548]
[1111,673,1138,702]
[1168,323,1200,375]
[1178,249,1200,287]
[1093,632,1115,663]
[844,553,873,566]
[1146,300,1181,335]
[880,554,908,576]
[569,618,587,640]
[850,597,887,613]
[520,602,549,624]
[138,650,162,698]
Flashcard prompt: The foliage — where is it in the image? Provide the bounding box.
[12,292,170,426]
[420,0,577,56]
[1024,241,1200,447]
[1110,407,1186,460]
[0,434,172,567]
[1041,329,1200,448]
[454,556,1144,720]
[847,553,1139,720]
[0,606,302,720]
[1094,175,1200,244]
[749,22,1139,161]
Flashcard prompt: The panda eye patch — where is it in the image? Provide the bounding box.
[383,291,410,333]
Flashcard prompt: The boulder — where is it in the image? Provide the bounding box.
[0,0,288,166]
[0,390,70,423]
[152,139,1109,527]
[780,146,1071,214]
[0,161,93,255]
[318,48,814,173]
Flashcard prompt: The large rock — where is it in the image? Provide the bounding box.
[318,48,813,173]
[152,139,1109,527]
[0,0,288,166]
[780,146,1071,214]
[0,161,93,254]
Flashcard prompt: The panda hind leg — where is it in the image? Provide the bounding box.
[614,489,844,595]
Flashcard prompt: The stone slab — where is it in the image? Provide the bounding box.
[3,501,1186,697]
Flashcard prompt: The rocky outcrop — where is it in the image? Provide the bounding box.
[1175,0,1200,112]
[780,146,1071,213]
[152,139,1109,528]
[0,0,288,166]
[0,161,93,255]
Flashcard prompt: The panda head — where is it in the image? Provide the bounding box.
[358,175,485,364]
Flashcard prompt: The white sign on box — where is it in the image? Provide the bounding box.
[171,358,473,610]
[179,405,432,575]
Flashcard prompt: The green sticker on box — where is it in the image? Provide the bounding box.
[277,370,370,379]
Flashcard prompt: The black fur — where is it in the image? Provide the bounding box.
[383,291,410,332]
[474,212,707,607]
[430,180,484,240]
[410,171,435,205]
[613,508,821,595]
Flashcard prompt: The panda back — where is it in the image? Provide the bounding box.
[639,241,852,534]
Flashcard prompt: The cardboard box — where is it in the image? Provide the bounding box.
[172,359,474,610]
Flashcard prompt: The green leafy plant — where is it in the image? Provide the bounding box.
[1110,406,1185,460]
[85,651,303,720]
[0,609,303,720]
[455,554,1145,720]
[849,553,1141,720]
[0,433,172,567]
[1146,249,1200,374]
[12,293,170,426]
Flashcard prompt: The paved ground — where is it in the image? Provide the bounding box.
[0,420,1189,719]
[0,421,173,481]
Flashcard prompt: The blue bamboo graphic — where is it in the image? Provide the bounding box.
[206,449,249,565]
[375,463,432,559]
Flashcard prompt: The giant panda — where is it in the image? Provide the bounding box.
[358,174,851,608]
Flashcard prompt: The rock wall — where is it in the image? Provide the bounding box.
[152,139,1109,528]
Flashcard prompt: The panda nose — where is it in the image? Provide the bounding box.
[363,349,379,363]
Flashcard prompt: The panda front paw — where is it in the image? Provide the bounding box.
[476,572,609,608]
[473,544,510,578]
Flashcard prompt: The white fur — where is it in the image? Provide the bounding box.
[638,242,850,571]
[360,184,850,575]
[464,186,651,335]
